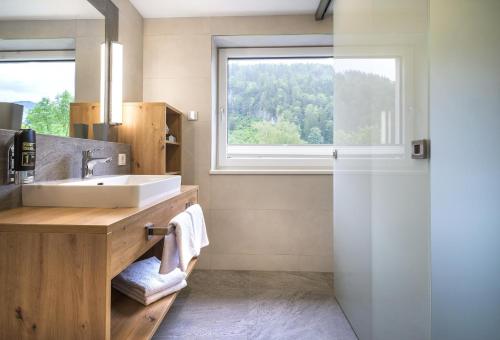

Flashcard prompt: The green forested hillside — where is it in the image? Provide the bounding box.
[227,61,396,146]
[334,70,396,145]
[227,61,334,145]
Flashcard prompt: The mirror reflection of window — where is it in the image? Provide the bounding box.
[0,59,75,136]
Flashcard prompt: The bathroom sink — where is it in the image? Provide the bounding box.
[22,175,182,208]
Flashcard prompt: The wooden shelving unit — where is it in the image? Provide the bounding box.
[117,102,183,176]
[110,258,197,339]
[165,105,182,175]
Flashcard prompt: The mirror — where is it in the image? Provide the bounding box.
[0,0,104,137]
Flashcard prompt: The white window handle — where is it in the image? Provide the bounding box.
[219,107,225,121]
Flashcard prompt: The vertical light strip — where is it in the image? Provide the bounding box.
[110,42,123,124]
[99,42,106,122]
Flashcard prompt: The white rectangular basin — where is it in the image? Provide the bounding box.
[22,175,182,208]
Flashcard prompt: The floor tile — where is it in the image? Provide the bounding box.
[153,269,356,340]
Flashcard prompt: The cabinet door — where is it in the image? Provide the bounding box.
[0,232,109,339]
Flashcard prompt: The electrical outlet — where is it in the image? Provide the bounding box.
[118,153,127,166]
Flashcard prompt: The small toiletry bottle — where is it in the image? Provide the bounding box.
[14,129,36,184]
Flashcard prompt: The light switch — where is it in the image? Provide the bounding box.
[118,153,127,166]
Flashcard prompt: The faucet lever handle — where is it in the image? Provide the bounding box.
[91,148,105,156]
[83,148,103,157]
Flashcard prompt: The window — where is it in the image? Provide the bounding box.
[0,52,75,137]
[215,44,407,172]
[217,47,334,171]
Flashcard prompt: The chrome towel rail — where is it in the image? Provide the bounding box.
[145,222,175,240]
[144,201,195,240]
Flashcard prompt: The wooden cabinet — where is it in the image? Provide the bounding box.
[0,186,198,340]
[118,102,183,176]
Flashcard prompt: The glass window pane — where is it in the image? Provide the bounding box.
[227,57,334,145]
[0,61,75,136]
[333,58,399,146]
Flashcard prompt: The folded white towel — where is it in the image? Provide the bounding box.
[112,257,186,296]
[186,204,210,256]
[113,279,187,306]
[159,233,179,274]
[168,211,197,272]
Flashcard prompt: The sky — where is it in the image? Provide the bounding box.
[333,58,396,81]
[0,61,75,103]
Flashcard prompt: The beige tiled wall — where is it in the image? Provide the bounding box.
[143,15,333,272]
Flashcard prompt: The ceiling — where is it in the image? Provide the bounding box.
[0,0,103,20]
[0,0,331,21]
[129,0,329,19]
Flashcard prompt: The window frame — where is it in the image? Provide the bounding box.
[0,50,75,63]
[216,46,334,171]
[213,44,411,173]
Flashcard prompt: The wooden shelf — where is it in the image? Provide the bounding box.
[166,105,182,175]
[166,171,181,175]
[110,258,198,340]
[165,140,180,146]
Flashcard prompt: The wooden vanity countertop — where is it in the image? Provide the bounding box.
[0,185,198,234]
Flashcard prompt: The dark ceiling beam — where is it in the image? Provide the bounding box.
[87,0,118,42]
[315,0,333,21]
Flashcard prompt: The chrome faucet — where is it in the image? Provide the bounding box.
[82,149,112,179]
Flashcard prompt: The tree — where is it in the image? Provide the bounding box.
[252,120,303,145]
[333,71,395,145]
[307,127,324,144]
[227,61,334,145]
[24,91,73,136]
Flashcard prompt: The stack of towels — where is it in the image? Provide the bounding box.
[111,203,209,306]
[112,257,187,306]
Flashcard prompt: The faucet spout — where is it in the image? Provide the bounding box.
[82,150,112,179]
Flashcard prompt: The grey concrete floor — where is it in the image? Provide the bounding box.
[153,270,357,340]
